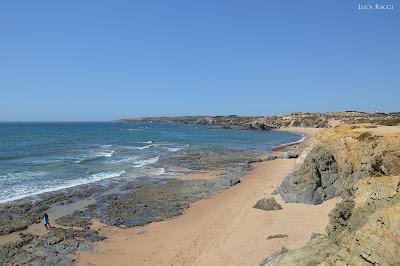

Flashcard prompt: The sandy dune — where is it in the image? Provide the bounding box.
[77,158,339,266]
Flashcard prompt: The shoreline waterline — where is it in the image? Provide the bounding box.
[0,125,314,265]
[0,125,304,205]
[76,130,340,266]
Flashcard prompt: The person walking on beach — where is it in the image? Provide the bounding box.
[43,212,51,230]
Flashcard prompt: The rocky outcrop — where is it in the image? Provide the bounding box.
[323,175,400,265]
[282,150,300,159]
[274,126,400,205]
[0,184,104,236]
[58,175,244,229]
[0,228,105,266]
[253,197,282,211]
[263,125,400,265]
[263,175,400,265]
[274,146,340,204]
[261,235,340,266]
[0,146,256,264]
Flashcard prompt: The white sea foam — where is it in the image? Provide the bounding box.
[108,156,139,164]
[129,145,152,150]
[166,147,183,152]
[132,156,159,168]
[98,150,115,157]
[155,168,165,175]
[100,144,113,148]
[0,171,125,204]
[152,142,189,151]
[139,141,152,144]
[0,171,48,182]
[278,134,306,148]
[75,150,115,163]
[145,167,165,176]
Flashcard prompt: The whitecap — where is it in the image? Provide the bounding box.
[132,156,159,168]
[150,167,165,175]
[75,150,115,163]
[155,143,189,152]
[100,144,113,148]
[166,147,183,152]
[108,156,139,164]
[98,150,115,157]
[126,145,152,150]
[0,171,125,204]
[0,171,48,182]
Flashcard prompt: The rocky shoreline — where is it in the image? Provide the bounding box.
[2,116,400,266]
[117,111,400,129]
[0,145,271,265]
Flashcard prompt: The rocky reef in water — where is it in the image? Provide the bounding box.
[264,125,400,265]
[117,111,400,129]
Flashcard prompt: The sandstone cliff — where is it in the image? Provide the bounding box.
[265,125,400,265]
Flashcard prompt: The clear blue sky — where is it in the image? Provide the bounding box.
[0,0,399,121]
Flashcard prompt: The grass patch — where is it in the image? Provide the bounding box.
[357,132,373,141]
[364,124,377,128]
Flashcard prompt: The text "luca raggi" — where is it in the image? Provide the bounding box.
[358,3,394,10]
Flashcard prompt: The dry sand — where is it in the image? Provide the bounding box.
[77,157,340,266]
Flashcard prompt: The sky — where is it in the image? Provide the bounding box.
[0,0,399,121]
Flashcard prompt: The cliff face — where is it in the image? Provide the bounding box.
[264,175,400,266]
[117,112,400,129]
[265,125,400,265]
[274,125,400,204]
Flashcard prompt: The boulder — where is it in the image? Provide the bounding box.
[282,150,300,159]
[274,146,340,204]
[253,197,282,211]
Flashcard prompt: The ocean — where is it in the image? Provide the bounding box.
[0,122,302,203]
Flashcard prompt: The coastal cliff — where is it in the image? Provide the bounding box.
[1,115,400,265]
[265,125,400,265]
[117,111,400,130]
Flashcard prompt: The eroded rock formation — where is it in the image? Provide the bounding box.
[264,125,400,265]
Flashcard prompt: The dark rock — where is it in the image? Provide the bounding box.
[326,199,355,242]
[282,151,300,159]
[265,155,278,161]
[0,228,105,266]
[82,175,246,228]
[260,246,289,266]
[253,197,282,211]
[274,146,340,205]
[249,158,263,163]
[309,232,323,240]
[267,234,288,239]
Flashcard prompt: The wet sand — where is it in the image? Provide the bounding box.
[180,171,222,181]
[274,127,321,150]
[77,157,339,265]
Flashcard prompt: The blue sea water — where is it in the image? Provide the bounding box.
[0,122,302,203]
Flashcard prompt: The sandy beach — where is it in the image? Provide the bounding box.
[77,128,340,266]
[2,122,399,265]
